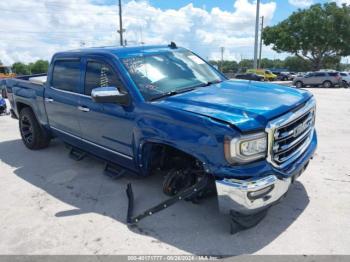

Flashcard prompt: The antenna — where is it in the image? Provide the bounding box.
[168,42,177,49]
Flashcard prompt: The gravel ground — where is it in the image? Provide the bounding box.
[0,88,349,255]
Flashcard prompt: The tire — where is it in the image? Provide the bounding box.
[295,81,303,88]
[19,107,50,150]
[342,80,349,88]
[322,81,332,88]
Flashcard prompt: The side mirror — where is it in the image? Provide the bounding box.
[91,87,130,106]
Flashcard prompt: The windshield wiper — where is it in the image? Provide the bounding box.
[149,87,196,101]
[191,80,223,88]
[149,80,223,101]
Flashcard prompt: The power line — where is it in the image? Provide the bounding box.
[1,7,118,15]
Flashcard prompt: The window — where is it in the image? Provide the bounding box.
[314,72,326,77]
[84,61,123,96]
[328,72,339,77]
[122,50,223,101]
[340,73,348,76]
[52,60,81,92]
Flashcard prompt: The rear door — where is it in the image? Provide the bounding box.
[77,57,135,160]
[45,59,82,136]
[313,72,327,85]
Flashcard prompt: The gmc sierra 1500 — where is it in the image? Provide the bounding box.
[2,44,317,233]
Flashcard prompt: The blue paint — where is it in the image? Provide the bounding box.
[3,45,317,179]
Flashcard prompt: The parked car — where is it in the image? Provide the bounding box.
[246,69,277,81]
[234,73,264,81]
[293,71,342,88]
[275,72,290,81]
[0,94,6,115]
[340,72,350,88]
[2,44,317,232]
[285,72,297,81]
[0,65,16,79]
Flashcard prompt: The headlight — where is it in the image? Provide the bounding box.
[224,132,267,164]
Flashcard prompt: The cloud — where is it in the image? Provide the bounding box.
[288,0,314,8]
[333,0,350,5]
[0,0,277,65]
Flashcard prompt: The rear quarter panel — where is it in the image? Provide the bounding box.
[5,78,48,126]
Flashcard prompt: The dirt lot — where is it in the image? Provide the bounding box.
[0,88,349,255]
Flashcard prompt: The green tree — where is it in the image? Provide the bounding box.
[283,56,312,72]
[263,3,350,70]
[221,61,239,73]
[30,60,49,74]
[12,62,31,75]
[238,59,253,71]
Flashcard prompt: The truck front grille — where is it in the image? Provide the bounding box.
[266,98,316,169]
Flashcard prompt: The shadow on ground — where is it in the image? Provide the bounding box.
[0,139,310,255]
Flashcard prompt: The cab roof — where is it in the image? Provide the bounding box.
[54,45,185,59]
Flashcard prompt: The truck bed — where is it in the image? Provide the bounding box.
[2,73,48,125]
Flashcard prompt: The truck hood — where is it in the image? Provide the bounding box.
[155,80,312,132]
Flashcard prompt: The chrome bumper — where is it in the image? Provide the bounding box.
[216,175,292,215]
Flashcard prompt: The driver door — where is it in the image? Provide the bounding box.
[77,57,135,159]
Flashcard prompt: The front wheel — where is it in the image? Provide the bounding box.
[342,80,349,88]
[295,81,303,88]
[322,81,332,88]
[19,107,51,150]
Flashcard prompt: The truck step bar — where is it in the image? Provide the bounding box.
[104,162,127,179]
[69,147,86,161]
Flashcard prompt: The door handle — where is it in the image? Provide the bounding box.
[45,98,54,103]
[78,106,90,112]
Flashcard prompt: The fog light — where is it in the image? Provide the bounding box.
[247,185,274,200]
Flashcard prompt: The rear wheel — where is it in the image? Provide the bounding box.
[295,81,303,88]
[19,107,51,150]
[342,80,349,88]
[322,81,332,88]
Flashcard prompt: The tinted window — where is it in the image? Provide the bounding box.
[122,50,222,101]
[328,72,339,77]
[52,60,81,92]
[84,61,123,96]
[340,73,347,76]
[314,72,326,77]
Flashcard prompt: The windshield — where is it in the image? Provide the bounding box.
[122,50,223,101]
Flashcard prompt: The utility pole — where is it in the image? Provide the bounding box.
[258,16,264,69]
[117,0,125,46]
[220,47,225,72]
[253,0,260,69]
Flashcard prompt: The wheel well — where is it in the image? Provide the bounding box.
[16,102,31,114]
[141,143,203,175]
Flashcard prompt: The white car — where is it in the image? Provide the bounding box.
[340,72,350,88]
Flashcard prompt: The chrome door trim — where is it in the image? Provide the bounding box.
[49,86,92,99]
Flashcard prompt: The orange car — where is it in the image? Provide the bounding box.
[0,65,16,79]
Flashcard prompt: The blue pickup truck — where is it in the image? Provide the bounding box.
[3,44,317,232]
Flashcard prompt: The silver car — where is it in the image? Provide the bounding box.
[293,71,342,88]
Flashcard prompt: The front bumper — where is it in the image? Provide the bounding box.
[216,174,292,215]
[215,130,316,215]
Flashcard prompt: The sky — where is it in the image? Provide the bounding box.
[1,0,349,65]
